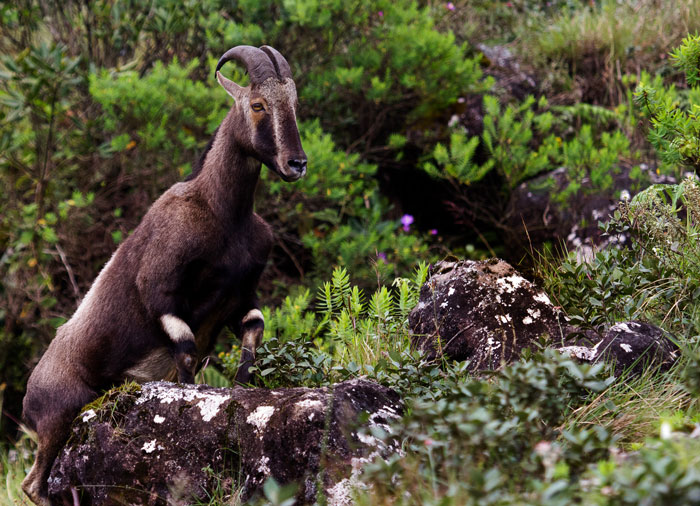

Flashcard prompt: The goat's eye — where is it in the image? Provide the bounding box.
[251,103,265,112]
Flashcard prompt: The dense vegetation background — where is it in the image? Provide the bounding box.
[2,0,700,504]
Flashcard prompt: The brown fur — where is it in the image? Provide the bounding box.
[21,46,306,505]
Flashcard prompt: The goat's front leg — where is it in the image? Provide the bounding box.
[160,314,197,383]
[234,308,264,384]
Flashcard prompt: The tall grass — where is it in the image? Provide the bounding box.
[521,0,700,103]
[1,436,33,506]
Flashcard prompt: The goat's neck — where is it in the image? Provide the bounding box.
[195,108,261,223]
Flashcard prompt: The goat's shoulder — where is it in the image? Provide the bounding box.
[145,183,216,235]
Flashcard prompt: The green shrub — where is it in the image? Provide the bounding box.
[542,178,700,336]
[635,33,700,173]
[361,349,614,504]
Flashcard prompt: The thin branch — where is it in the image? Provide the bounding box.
[54,243,81,300]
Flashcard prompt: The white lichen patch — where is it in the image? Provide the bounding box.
[357,433,380,447]
[296,398,324,410]
[142,439,158,453]
[447,286,456,296]
[197,394,229,422]
[153,415,165,424]
[610,322,640,334]
[522,316,533,325]
[533,292,552,306]
[485,336,502,354]
[495,314,512,324]
[247,405,275,433]
[620,343,633,353]
[81,409,97,423]
[558,340,602,362]
[496,274,528,294]
[527,308,541,319]
[257,455,270,475]
[137,382,231,422]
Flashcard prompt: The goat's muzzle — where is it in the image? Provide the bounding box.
[279,158,307,181]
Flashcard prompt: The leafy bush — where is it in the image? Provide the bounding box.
[361,350,614,504]
[542,178,700,336]
[635,33,700,173]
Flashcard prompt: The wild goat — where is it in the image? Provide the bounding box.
[21,45,307,506]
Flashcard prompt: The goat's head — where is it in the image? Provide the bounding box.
[215,45,307,182]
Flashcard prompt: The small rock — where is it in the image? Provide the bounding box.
[409,259,570,370]
[559,320,678,375]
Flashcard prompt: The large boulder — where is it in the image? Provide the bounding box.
[48,379,402,505]
[559,321,679,375]
[409,259,571,370]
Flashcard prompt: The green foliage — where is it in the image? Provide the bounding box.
[89,59,227,176]
[543,178,700,335]
[636,34,700,171]
[420,93,631,213]
[285,0,489,150]
[220,265,428,389]
[362,350,615,504]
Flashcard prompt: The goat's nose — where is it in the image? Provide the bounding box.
[288,158,307,173]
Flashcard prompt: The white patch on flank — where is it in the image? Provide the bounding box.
[153,415,165,424]
[534,292,552,305]
[247,405,275,433]
[496,274,528,294]
[124,347,175,383]
[160,314,194,343]
[137,382,231,422]
[142,439,158,453]
[242,308,264,325]
[620,343,633,353]
[82,409,96,423]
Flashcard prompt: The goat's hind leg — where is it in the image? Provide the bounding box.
[22,383,96,505]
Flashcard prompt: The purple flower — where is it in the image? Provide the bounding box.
[378,10,383,17]
[401,214,414,232]
[446,2,455,10]
[377,252,388,261]
[430,228,438,235]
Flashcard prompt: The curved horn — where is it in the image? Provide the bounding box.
[215,45,277,84]
[260,45,293,80]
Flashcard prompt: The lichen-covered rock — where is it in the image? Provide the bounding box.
[559,321,679,375]
[409,259,570,370]
[48,379,402,505]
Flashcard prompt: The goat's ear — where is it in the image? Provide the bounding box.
[216,71,245,102]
